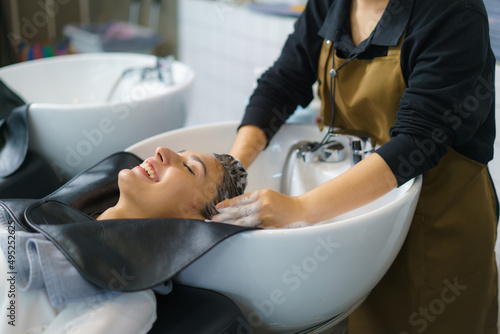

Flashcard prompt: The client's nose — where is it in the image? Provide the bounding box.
[155,146,179,166]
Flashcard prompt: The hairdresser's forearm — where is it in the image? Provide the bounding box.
[229,125,267,169]
[298,153,398,224]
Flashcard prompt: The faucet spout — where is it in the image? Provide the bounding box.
[281,141,316,195]
[280,130,375,195]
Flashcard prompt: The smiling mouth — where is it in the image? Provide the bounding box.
[140,161,157,181]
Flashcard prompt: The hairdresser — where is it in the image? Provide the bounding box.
[214,0,498,332]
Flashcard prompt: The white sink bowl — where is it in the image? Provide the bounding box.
[127,121,422,333]
[0,53,194,181]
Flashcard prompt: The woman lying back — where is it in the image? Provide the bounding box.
[98,146,248,221]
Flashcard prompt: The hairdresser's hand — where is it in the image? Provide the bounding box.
[213,189,308,228]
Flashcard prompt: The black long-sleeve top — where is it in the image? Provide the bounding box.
[240,0,496,186]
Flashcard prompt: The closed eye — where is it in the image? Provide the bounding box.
[184,163,195,175]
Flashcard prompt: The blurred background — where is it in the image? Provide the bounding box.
[0,0,310,127]
[2,0,500,127]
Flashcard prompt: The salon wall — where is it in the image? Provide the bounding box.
[0,0,176,64]
[0,0,130,61]
[178,0,298,126]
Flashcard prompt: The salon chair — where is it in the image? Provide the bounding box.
[0,77,62,199]
[148,284,249,334]
[0,151,62,199]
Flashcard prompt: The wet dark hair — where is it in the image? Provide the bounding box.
[200,154,247,219]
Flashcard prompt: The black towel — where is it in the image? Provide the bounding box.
[25,200,258,292]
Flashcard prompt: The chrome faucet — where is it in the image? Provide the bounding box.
[106,55,175,101]
[302,129,375,164]
[280,129,375,195]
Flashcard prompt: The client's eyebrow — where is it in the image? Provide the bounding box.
[177,150,207,177]
[191,155,207,177]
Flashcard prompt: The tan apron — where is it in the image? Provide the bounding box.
[317,35,498,334]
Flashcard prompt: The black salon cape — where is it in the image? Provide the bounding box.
[0,152,257,292]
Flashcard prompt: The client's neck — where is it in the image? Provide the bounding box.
[96,206,127,220]
[96,205,205,221]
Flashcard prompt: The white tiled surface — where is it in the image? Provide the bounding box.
[178,0,297,126]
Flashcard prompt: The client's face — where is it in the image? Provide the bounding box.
[117,147,223,219]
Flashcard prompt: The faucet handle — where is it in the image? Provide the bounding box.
[350,138,375,165]
[351,140,363,164]
[319,141,346,163]
[298,142,319,163]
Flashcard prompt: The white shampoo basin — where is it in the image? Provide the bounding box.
[127,121,422,333]
[0,53,194,181]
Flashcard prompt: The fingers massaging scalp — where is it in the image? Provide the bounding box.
[213,192,261,227]
[213,192,310,228]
